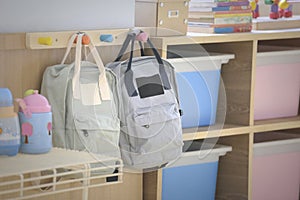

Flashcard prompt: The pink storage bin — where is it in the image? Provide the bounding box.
[252,132,300,200]
[254,49,300,120]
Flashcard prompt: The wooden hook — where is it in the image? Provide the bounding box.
[74,33,90,45]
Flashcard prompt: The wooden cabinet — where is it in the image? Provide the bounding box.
[1,29,300,200]
[144,29,300,200]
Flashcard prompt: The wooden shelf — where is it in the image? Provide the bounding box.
[182,116,300,140]
[254,116,300,133]
[182,124,251,141]
[150,28,300,46]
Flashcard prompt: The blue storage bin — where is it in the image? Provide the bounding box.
[168,54,234,128]
[161,142,232,200]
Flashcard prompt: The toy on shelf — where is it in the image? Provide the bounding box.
[265,0,293,19]
[251,0,260,18]
[279,0,293,17]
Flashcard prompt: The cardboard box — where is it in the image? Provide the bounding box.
[135,0,190,36]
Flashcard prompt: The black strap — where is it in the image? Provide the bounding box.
[124,35,138,96]
[139,41,145,57]
[117,31,172,97]
[115,33,144,62]
[115,33,132,62]
[147,38,171,90]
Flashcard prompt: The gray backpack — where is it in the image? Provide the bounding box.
[41,33,121,174]
[106,31,183,170]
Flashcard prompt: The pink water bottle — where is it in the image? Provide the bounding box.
[17,90,52,154]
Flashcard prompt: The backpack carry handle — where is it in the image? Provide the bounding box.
[116,30,172,97]
[114,33,145,62]
[61,32,111,101]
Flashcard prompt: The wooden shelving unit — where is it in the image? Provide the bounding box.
[0,28,299,200]
[144,28,300,200]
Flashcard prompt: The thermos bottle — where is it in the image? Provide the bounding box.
[17,90,52,154]
[0,88,20,156]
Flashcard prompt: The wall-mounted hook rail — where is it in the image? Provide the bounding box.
[26,29,130,49]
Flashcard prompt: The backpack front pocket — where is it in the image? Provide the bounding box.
[126,103,180,139]
[71,114,120,157]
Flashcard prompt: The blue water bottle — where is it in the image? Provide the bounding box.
[0,88,20,156]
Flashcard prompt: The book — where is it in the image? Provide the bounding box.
[285,0,300,2]
[189,15,252,24]
[189,10,252,18]
[189,5,251,12]
[212,5,251,11]
[190,0,249,2]
[189,1,249,7]
[188,10,252,19]
[188,22,252,33]
[189,6,217,12]
[189,17,216,24]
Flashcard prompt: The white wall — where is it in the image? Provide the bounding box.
[0,0,135,33]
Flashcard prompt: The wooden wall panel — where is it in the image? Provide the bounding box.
[0,33,25,50]
[0,33,143,200]
[0,46,127,99]
[203,42,253,126]
[143,170,163,200]
[0,48,65,100]
[87,172,143,200]
[216,134,251,200]
[258,38,300,48]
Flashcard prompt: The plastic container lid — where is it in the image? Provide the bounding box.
[20,90,51,114]
[0,88,13,107]
[165,142,232,168]
[168,53,235,72]
[254,132,300,157]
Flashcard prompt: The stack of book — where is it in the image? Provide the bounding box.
[188,0,252,33]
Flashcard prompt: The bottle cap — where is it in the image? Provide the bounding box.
[19,90,51,114]
[0,88,13,107]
